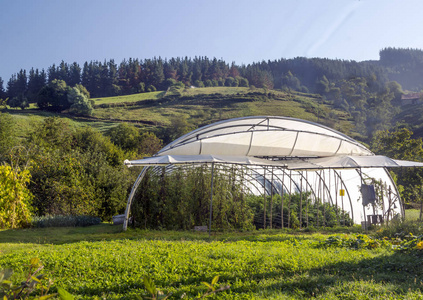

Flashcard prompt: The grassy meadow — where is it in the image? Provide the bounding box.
[3,87,355,137]
[1,222,423,299]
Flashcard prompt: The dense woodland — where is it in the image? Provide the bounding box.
[2,47,423,229]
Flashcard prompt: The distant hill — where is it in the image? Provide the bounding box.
[4,87,356,141]
[6,47,423,142]
[377,47,423,91]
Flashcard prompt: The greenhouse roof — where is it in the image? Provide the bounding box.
[125,116,423,169]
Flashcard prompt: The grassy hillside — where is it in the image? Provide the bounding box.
[3,87,356,138]
[91,87,354,133]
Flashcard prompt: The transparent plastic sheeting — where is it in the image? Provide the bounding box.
[239,166,402,225]
[123,155,409,224]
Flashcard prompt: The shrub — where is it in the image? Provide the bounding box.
[0,165,33,229]
[31,215,101,228]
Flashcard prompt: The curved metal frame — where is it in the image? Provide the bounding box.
[122,116,410,231]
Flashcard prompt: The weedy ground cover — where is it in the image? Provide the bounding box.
[1,225,423,299]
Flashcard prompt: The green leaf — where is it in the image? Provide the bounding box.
[30,257,40,267]
[211,275,219,286]
[31,276,42,283]
[57,287,75,300]
[201,282,213,290]
[39,294,58,300]
[143,276,157,296]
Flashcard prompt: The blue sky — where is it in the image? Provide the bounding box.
[1,0,423,83]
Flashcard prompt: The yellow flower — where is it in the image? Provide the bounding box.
[416,241,423,250]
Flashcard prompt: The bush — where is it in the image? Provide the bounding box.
[31,215,101,228]
[0,165,33,229]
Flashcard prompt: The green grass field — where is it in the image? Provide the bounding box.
[1,223,423,299]
[2,87,356,138]
[92,91,165,105]
[405,209,422,221]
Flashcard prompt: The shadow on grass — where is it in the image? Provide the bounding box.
[240,250,423,299]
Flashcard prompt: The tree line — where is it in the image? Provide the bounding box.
[2,51,410,105]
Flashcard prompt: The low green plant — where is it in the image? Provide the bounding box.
[138,275,230,299]
[0,258,62,299]
[139,276,171,300]
[31,215,101,228]
[320,234,390,250]
[201,275,230,298]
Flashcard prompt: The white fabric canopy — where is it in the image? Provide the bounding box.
[157,116,373,158]
[124,155,286,167]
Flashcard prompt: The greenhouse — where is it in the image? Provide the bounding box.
[122,116,423,231]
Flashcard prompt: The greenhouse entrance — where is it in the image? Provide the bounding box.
[122,116,423,231]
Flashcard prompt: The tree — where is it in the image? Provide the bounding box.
[386,81,404,104]
[164,115,195,143]
[106,123,141,152]
[27,68,47,102]
[139,132,163,156]
[238,77,249,87]
[36,79,69,111]
[68,62,81,86]
[74,127,125,167]
[371,128,423,203]
[8,94,29,110]
[0,77,6,100]
[281,71,301,91]
[67,87,93,116]
[315,76,330,94]
[28,117,74,151]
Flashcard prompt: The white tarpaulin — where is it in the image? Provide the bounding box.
[157,116,373,158]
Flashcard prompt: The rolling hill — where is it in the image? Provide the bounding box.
[4,87,357,140]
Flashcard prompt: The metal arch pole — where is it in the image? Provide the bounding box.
[384,167,404,221]
[299,171,303,229]
[263,167,267,229]
[270,167,274,229]
[123,166,149,231]
[314,170,334,206]
[209,162,215,237]
[281,170,285,228]
[295,170,319,211]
